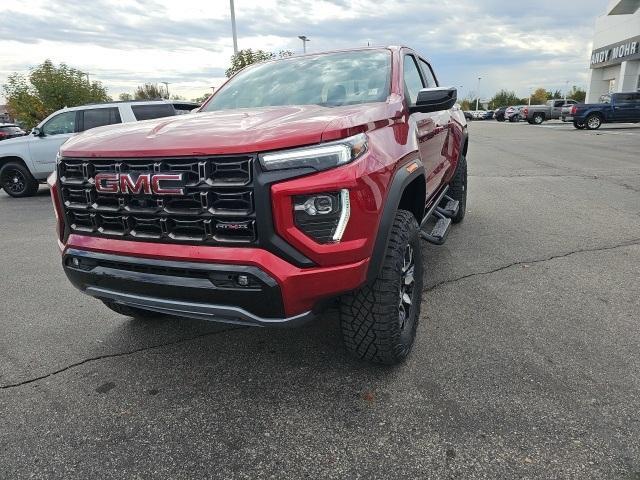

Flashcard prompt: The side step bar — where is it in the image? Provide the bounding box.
[419,187,459,245]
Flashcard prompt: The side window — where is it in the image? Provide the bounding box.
[42,111,76,136]
[567,100,577,105]
[554,100,564,107]
[617,93,632,102]
[403,55,425,106]
[131,104,176,121]
[81,108,121,132]
[418,59,438,88]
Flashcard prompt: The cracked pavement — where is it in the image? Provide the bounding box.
[1,121,639,479]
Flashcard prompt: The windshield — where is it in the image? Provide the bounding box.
[204,50,391,111]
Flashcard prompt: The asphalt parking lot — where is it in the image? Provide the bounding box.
[1,121,639,479]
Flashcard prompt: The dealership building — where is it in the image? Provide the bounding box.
[586,0,640,102]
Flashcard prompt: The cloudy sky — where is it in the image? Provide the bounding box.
[0,0,609,103]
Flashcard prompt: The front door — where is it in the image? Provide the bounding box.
[28,110,78,173]
[404,54,448,198]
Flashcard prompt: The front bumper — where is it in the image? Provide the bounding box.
[62,235,370,323]
[83,287,314,327]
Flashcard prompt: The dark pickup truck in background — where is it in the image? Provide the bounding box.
[563,92,640,130]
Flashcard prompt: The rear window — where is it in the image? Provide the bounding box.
[0,126,23,133]
[616,93,640,102]
[81,107,121,131]
[172,103,197,115]
[131,104,176,121]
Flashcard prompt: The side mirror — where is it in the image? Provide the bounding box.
[32,127,44,137]
[410,87,457,113]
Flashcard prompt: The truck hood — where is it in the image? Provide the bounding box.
[61,102,401,158]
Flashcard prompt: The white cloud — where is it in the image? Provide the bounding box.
[0,0,608,102]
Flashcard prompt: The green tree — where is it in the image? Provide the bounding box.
[551,89,563,99]
[489,89,520,108]
[118,92,133,101]
[191,93,211,104]
[225,49,294,77]
[530,88,548,105]
[567,86,586,102]
[134,83,166,100]
[2,59,110,129]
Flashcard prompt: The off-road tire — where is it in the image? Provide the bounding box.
[102,301,162,319]
[447,153,467,223]
[0,161,39,197]
[585,114,602,130]
[573,121,585,130]
[339,210,423,365]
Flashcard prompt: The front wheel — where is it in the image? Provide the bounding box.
[0,162,39,197]
[339,210,423,365]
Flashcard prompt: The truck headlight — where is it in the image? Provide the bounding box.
[293,189,350,243]
[259,134,367,172]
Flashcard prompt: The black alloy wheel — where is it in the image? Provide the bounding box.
[3,168,26,194]
[398,243,417,342]
[0,162,39,197]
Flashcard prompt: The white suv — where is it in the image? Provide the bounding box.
[0,100,198,197]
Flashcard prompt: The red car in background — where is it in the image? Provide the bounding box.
[0,124,26,141]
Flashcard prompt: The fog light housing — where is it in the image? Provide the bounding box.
[293,189,350,243]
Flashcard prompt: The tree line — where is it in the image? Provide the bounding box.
[460,87,587,111]
[1,60,206,129]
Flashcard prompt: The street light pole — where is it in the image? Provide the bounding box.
[161,81,170,99]
[229,0,238,54]
[298,35,310,53]
[475,77,481,111]
[564,80,569,101]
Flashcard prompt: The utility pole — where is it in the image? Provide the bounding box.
[229,0,238,54]
[564,80,569,101]
[298,35,310,53]
[475,77,481,111]
[81,71,93,84]
[161,81,170,99]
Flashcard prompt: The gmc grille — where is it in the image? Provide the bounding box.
[58,156,257,245]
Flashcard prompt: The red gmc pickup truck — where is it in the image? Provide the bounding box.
[49,46,468,365]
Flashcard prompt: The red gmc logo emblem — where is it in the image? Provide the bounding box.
[94,173,185,195]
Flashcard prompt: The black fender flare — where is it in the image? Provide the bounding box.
[365,127,468,284]
[366,157,425,284]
